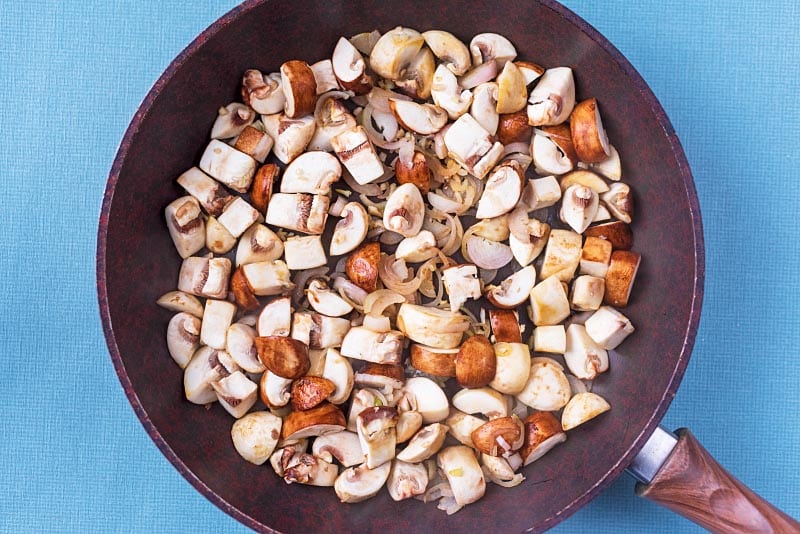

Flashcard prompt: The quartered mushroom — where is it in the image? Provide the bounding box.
[256,335,310,379]
[234,124,273,163]
[198,139,257,193]
[334,461,391,503]
[423,30,471,75]
[431,64,472,120]
[569,98,611,163]
[488,309,522,343]
[395,150,432,193]
[393,46,435,100]
[452,387,508,419]
[165,196,205,259]
[231,411,283,465]
[531,129,575,176]
[279,150,342,195]
[178,258,230,303]
[469,33,517,68]
[310,59,340,94]
[322,348,355,404]
[523,175,562,210]
[382,183,425,238]
[261,113,316,164]
[579,236,613,278]
[280,60,317,119]
[241,69,285,114]
[210,102,255,139]
[369,26,425,81]
[601,182,633,223]
[235,223,283,267]
[260,371,293,408]
[166,312,201,368]
[515,60,545,86]
[442,264,481,313]
[340,327,404,365]
[583,220,633,251]
[470,82,499,135]
[396,410,424,443]
[212,370,258,418]
[584,306,635,349]
[520,411,566,466]
[540,229,582,282]
[396,303,469,349]
[183,347,238,405]
[590,144,622,181]
[508,211,550,268]
[157,290,204,318]
[570,275,605,312]
[291,376,337,411]
[205,216,236,254]
[346,242,380,292]
[410,344,457,378]
[283,453,339,487]
[226,323,263,373]
[485,265,536,309]
[313,430,365,467]
[488,342,531,395]
[495,61,527,114]
[400,377,450,424]
[217,196,259,238]
[307,279,353,317]
[357,406,399,468]
[455,334,496,388]
[515,357,571,411]
[265,192,329,234]
[470,416,524,456]
[281,402,347,441]
[308,95,358,152]
[496,110,532,145]
[604,250,641,307]
[387,460,429,501]
[354,363,405,398]
[395,230,437,263]
[388,99,448,135]
[346,388,386,432]
[529,275,570,326]
[330,202,369,256]
[269,441,309,478]
[560,184,599,234]
[564,323,609,380]
[176,167,233,217]
[331,125,385,185]
[331,37,372,94]
[396,423,449,463]
[561,392,610,431]
[437,446,486,506]
[257,295,292,337]
[443,113,504,179]
[446,410,486,448]
[475,160,524,219]
[527,67,575,126]
[559,169,609,194]
[284,235,327,270]
[292,312,350,350]
[239,260,293,296]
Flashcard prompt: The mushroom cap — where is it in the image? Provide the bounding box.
[422,30,471,75]
[334,462,391,503]
[231,411,283,465]
[515,357,571,411]
[369,27,425,81]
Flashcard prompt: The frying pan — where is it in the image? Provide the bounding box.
[95,0,798,531]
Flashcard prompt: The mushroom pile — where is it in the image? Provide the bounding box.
[157,27,641,513]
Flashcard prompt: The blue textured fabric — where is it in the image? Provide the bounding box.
[1,0,798,532]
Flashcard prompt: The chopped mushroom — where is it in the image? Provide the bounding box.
[387,460,429,501]
[520,411,566,466]
[382,183,425,238]
[469,33,517,68]
[527,67,575,126]
[451,387,508,419]
[443,113,504,179]
[212,370,258,418]
[488,342,531,395]
[279,150,342,195]
[400,377,450,424]
[561,392,610,431]
[442,264,482,312]
[369,27,425,81]
[431,64,472,120]
[563,324,609,380]
[198,139,257,193]
[261,113,316,164]
[283,453,339,487]
[281,402,347,441]
[393,46,435,100]
[437,446,486,506]
[176,167,233,217]
[241,69,285,114]
[422,30,471,75]
[515,357,571,411]
[396,423,448,463]
[560,184,599,234]
[583,306,635,349]
[331,126,385,185]
[265,193,329,234]
[178,256,231,299]
[485,265,536,309]
[284,235,327,270]
[475,160,524,219]
[334,461,391,503]
[357,406,399,468]
[210,102,255,139]
[396,303,469,349]
[470,82,499,135]
[330,202,369,256]
[340,327,404,365]
[183,347,238,405]
[165,196,205,259]
[166,312,201,368]
[231,411,283,465]
[156,290,204,318]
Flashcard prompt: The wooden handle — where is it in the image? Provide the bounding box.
[635,428,799,533]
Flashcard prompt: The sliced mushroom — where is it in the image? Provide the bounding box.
[570,275,605,312]
[212,370,258,418]
[369,27,425,81]
[583,220,633,251]
[235,224,283,267]
[265,192,329,234]
[470,416,524,456]
[394,46,435,100]
[312,430,364,467]
[284,235,327,270]
[166,312,201,368]
[165,196,205,259]
[340,327,404,365]
[401,377,450,424]
[178,256,231,299]
[520,411,566,466]
[199,299,236,350]
[210,102,255,139]
[176,167,233,217]
[395,230,437,263]
[430,64,472,120]
[331,37,372,94]
[330,202,369,256]
[454,334,496,389]
[531,130,574,176]
[584,306,635,349]
[241,70,285,115]
[570,98,610,163]
[331,125,385,185]
[442,264,482,313]
[282,402,347,441]
[560,184,599,234]
[532,325,567,354]
[226,323,263,373]
[357,406,398,468]
[279,151,342,195]
[198,139,257,193]
[259,371,292,408]
[529,275,570,326]
[382,183,425,238]
[470,82,499,135]
[217,196,259,238]
[261,113,316,164]
[563,324,609,380]
[495,61,527,114]
[387,460,428,501]
[601,182,633,223]
[240,260,293,296]
[488,309,522,343]
[396,423,448,463]
[469,33,517,68]
[423,30,471,75]
[283,453,339,487]
[309,59,340,94]
[561,392,610,431]
[231,411,283,465]
[437,446,486,506]
[183,347,238,405]
[590,144,622,181]
[604,250,641,307]
[515,357,571,411]
[306,279,353,317]
[446,409,486,448]
[334,461,391,503]
[308,94,358,152]
[489,342,531,395]
[464,235,513,270]
[396,411,424,443]
[527,67,575,126]
[475,160,524,219]
[388,99,447,135]
[396,303,469,349]
[157,290,204,318]
[443,112,504,179]
[485,265,536,309]
[280,60,317,119]
[322,348,355,404]
[257,295,291,337]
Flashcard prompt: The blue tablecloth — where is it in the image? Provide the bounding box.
[1,1,798,532]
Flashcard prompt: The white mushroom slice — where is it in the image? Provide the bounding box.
[235,224,283,267]
[340,327,404,365]
[489,342,531,395]
[464,236,513,270]
[198,139,256,193]
[527,67,576,126]
[396,411,424,443]
[210,102,255,139]
[200,299,236,350]
[382,183,425,238]
[387,460,429,501]
[310,59,340,94]
[176,167,233,217]
[261,113,316,164]
[523,176,562,210]
[430,64,472,120]
[205,216,236,254]
[184,347,238,405]
[475,160,524,219]
[157,290,204,318]
[242,70,285,115]
[212,370,258,418]
[570,275,605,312]
[265,193,329,234]
[330,202,369,256]
[564,324,609,380]
[388,99,447,135]
[283,453,339,487]
[495,61,527,114]
[217,196,259,238]
[357,406,398,468]
[241,260,293,296]
[257,296,291,337]
[395,230,437,263]
[531,131,574,176]
[446,410,486,448]
[470,33,517,68]
[601,182,633,224]
[401,377,450,424]
[331,37,372,94]
[226,323,263,373]
[284,235,327,270]
[307,279,353,317]
[334,462,391,503]
[444,113,504,179]
[313,431,365,467]
[529,275,570,326]
[396,423,448,463]
[590,144,622,181]
[308,95,358,152]
[452,387,508,419]
[280,151,342,195]
[423,30,471,75]
[231,411,282,465]
[396,303,469,349]
[560,184,599,234]
[437,446,486,506]
[470,82,499,135]
[394,46,435,100]
[177,256,231,299]
[485,265,536,309]
[532,325,566,354]
[561,392,611,431]
[539,229,582,282]
[584,306,635,349]
[515,357,571,411]
[262,371,292,408]
[331,125,385,185]
[441,264,481,312]
[369,27,425,81]
[318,348,352,406]
[165,196,205,259]
[166,312,201,368]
